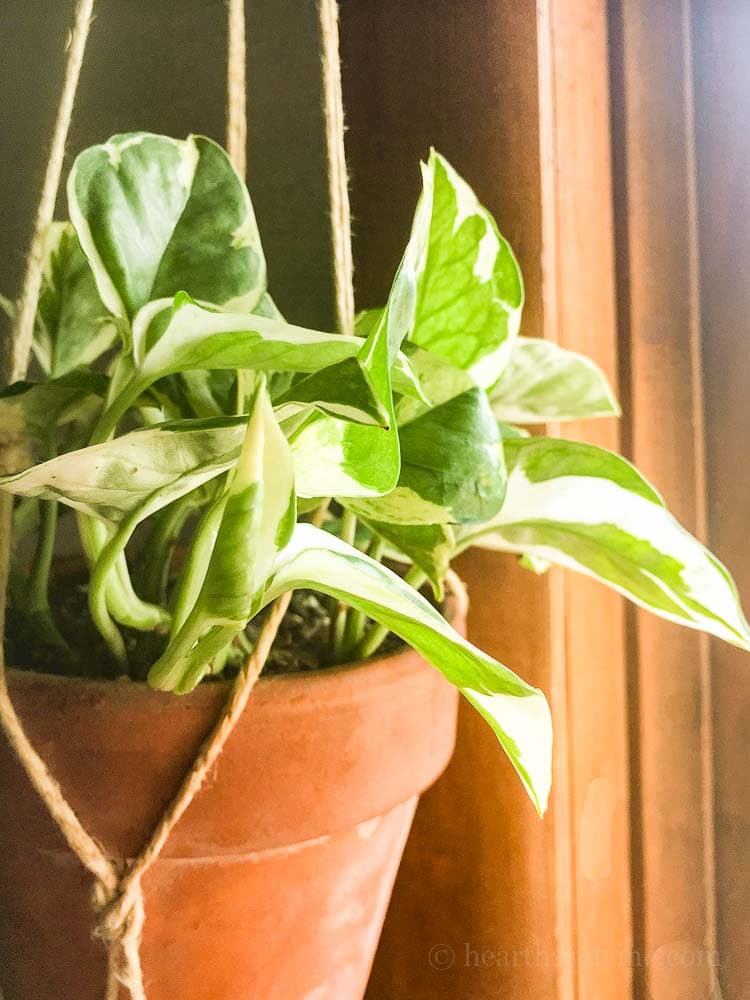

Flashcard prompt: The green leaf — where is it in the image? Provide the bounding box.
[408,150,524,387]
[34,222,117,376]
[272,356,389,427]
[92,295,393,441]
[489,337,620,423]
[0,416,246,523]
[68,133,265,319]
[261,524,551,814]
[148,381,296,693]
[356,517,456,597]
[393,344,475,425]
[347,386,506,525]
[462,437,750,650]
[287,307,400,498]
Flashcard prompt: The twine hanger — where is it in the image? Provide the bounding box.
[0,0,355,996]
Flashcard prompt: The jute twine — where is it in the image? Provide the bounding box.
[0,0,355,996]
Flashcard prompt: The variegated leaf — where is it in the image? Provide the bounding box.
[93,295,391,439]
[260,523,552,814]
[149,381,296,693]
[68,133,265,319]
[0,416,246,522]
[35,222,117,376]
[489,337,620,423]
[408,150,524,387]
[462,437,750,649]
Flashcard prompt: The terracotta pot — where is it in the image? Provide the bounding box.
[0,623,460,1000]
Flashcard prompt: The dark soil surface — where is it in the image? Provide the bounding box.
[5,574,405,683]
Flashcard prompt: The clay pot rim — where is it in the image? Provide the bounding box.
[6,592,460,707]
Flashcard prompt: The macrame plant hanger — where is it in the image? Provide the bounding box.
[0,0,355,996]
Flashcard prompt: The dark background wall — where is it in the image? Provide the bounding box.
[0,0,334,330]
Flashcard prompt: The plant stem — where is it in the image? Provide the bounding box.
[140,495,195,604]
[354,565,428,662]
[27,499,58,613]
[343,536,385,654]
[331,508,357,661]
[89,375,148,444]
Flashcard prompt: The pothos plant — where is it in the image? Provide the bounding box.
[2,133,749,816]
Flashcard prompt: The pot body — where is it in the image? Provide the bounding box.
[0,642,459,1000]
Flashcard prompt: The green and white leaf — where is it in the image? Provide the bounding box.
[68,133,265,319]
[394,344,475,425]
[34,222,117,376]
[260,523,552,814]
[408,150,524,388]
[489,337,620,424]
[347,386,506,526]
[149,381,296,693]
[283,184,433,500]
[287,306,400,499]
[0,416,247,523]
[0,370,107,463]
[463,437,750,649]
[91,295,392,440]
[355,517,456,597]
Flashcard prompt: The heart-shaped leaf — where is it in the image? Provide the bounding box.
[347,386,506,525]
[68,133,265,319]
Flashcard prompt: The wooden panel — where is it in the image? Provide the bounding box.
[608,3,720,997]
[692,3,750,998]
[539,3,632,999]
[342,3,629,997]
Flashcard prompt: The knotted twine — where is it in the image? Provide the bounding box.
[0,0,356,996]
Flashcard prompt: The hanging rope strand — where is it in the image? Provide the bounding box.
[318,0,355,336]
[0,0,108,884]
[7,0,96,386]
[226,0,247,177]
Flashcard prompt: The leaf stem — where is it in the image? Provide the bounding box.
[27,499,58,614]
[140,494,196,604]
[353,565,428,661]
[342,536,384,654]
[332,508,357,661]
[89,375,148,444]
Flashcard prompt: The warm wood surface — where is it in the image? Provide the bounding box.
[343,3,630,998]
[538,4,633,998]
[692,4,750,998]
[608,3,719,998]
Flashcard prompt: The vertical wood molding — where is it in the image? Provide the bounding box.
[538,3,633,999]
[692,3,750,997]
[609,1,719,997]
[343,3,628,997]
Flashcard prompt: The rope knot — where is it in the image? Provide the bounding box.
[91,873,147,1000]
[92,871,142,943]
